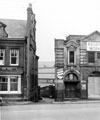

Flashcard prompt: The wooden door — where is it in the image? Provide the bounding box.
[64,82,79,98]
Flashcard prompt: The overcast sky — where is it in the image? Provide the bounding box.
[0,0,100,62]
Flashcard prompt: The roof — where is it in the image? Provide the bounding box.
[38,73,55,79]
[0,21,7,27]
[39,61,54,68]
[38,62,55,80]
[66,35,85,41]
[0,18,27,38]
[38,68,55,74]
[82,30,100,41]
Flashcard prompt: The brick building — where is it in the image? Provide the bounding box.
[0,4,39,102]
[55,31,100,101]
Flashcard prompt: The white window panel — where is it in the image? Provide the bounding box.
[0,75,21,94]
[10,49,19,66]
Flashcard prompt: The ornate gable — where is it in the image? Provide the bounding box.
[65,41,79,50]
[68,45,76,51]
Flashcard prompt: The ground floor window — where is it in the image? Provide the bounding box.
[0,75,21,94]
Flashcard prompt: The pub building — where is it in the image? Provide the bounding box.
[0,4,39,102]
[55,31,100,101]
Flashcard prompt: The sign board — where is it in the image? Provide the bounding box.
[81,80,86,83]
[87,42,100,51]
[57,68,64,80]
[81,83,86,90]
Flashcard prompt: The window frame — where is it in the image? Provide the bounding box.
[0,77,8,91]
[0,75,21,94]
[97,52,100,59]
[69,51,74,63]
[68,50,76,65]
[88,51,95,63]
[0,49,5,65]
[10,49,19,66]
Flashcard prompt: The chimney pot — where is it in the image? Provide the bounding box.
[29,3,32,8]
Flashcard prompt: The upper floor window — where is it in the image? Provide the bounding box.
[69,51,74,63]
[10,49,19,66]
[97,52,100,59]
[0,49,5,65]
[88,52,95,63]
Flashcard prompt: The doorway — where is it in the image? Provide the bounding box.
[64,73,80,98]
[64,82,80,98]
[88,72,100,99]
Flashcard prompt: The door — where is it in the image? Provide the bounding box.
[64,82,80,98]
[88,77,100,98]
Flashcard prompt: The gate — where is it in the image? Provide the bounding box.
[88,76,100,98]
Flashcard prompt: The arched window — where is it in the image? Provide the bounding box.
[65,73,78,81]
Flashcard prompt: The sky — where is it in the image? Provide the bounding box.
[0,0,100,62]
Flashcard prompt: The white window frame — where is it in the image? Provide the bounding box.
[0,75,21,94]
[0,49,5,65]
[10,49,19,66]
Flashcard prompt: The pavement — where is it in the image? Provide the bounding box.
[54,99,100,104]
[1,98,100,106]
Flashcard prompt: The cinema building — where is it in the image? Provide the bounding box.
[0,4,39,102]
[55,31,100,101]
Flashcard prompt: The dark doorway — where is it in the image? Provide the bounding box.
[64,73,80,98]
[64,82,80,98]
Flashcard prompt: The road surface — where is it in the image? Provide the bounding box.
[1,103,100,120]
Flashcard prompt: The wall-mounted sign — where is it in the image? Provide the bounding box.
[0,67,17,71]
[57,68,63,80]
[81,83,86,90]
[87,42,100,51]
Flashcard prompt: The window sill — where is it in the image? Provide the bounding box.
[0,64,4,66]
[10,64,19,66]
[0,92,21,94]
[67,64,76,66]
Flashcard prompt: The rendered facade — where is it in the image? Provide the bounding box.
[0,4,39,102]
[55,31,100,101]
